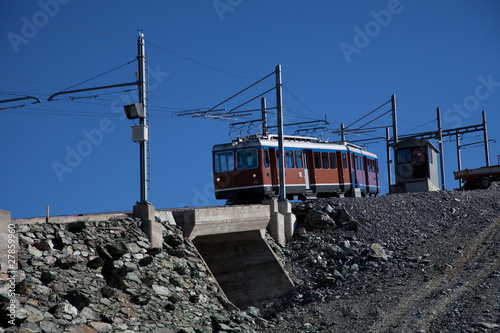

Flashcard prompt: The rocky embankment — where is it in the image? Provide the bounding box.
[263,184,500,332]
[0,217,264,332]
[1,184,499,333]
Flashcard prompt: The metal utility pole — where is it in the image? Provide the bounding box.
[340,123,346,142]
[391,94,398,144]
[261,97,268,136]
[437,108,446,190]
[386,127,392,188]
[456,132,462,187]
[138,31,148,204]
[275,65,286,201]
[482,111,490,167]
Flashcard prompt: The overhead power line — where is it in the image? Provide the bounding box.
[146,40,260,81]
[0,75,64,88]
[345,99,391,129]
[61,59,137,92]
[283,85,325,122]
[0,16,136,39]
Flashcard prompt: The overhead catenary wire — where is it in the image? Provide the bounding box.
[0,16,136,39]
[0,75,65,88]
[344,99,391,129]
[229,87,275,112]
[357,109,393,129]
[400,119,437,135]
[61,59,137,92]
[177,70,275,117]
[147,40,261,81]
[283,85,326,122]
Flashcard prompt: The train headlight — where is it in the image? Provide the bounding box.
[216,177,221,182]
[252,174,257,178]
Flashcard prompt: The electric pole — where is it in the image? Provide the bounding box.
[138,31,148,204]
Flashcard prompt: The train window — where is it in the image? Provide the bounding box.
[215,151,234,172]
[342,153,347,169]
[264,149,270,168]
[314,152,321,168]
[295,151,303,168]
[286,151,294,168]
[397,149,411,163]
[329,153,337,169]
[322,152,329,169]
[236,149,258,170]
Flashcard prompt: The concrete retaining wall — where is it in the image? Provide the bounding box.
[171,205,295,309]
[193,229,293,309]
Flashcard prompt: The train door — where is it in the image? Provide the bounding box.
[363,156,369,191]
[340,152,348,191]
[351,153,357,188]
[269,148,279,193]
[302,150,310,190]
[336,152,344,184]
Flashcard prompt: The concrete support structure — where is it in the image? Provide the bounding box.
[133,203,162,249]
[172,205,294,309]
[0,210,13,274]
[278,200,296,242]
[263,199,285,247]
[193,230,292,309]
[263,199,297,245]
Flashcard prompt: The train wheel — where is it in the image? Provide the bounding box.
[476,177,492,190]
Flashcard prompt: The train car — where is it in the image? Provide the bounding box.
[213,134,379,203]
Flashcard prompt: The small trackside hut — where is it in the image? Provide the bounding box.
[390,138,440,193]
[212,134,379,203]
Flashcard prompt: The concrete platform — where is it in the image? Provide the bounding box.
[171,205,270,240]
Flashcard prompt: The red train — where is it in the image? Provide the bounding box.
[213,134,379,203]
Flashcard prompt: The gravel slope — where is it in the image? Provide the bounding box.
[262,184,500,333]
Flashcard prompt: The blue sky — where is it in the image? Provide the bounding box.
[1,1,499,218]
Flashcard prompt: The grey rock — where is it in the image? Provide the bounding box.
[34,239,54,251]
[27,245,44,258]
[40,271,57,284]
[39,320,63,333]
[152,284,171,297]
[19,234,35,245]
[473,322,499,329]
[131,293,151,305]
[66,221,87,233]
[146,247,162,255]
[105,242,128,258]
[16,279,34,297]
[90,321,113,332]
[86,257,105,269]
[368,243,387,260]
[65,290,90,311]
[53,301,78,319]
[56,256,81,269]
[100,287,115,298]
[304,210,336,229]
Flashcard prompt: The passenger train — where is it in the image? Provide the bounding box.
[212,134,379,203]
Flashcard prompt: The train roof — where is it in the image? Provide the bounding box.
[212,134,378,158]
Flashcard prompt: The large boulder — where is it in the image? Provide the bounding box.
[304,209,336,229]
